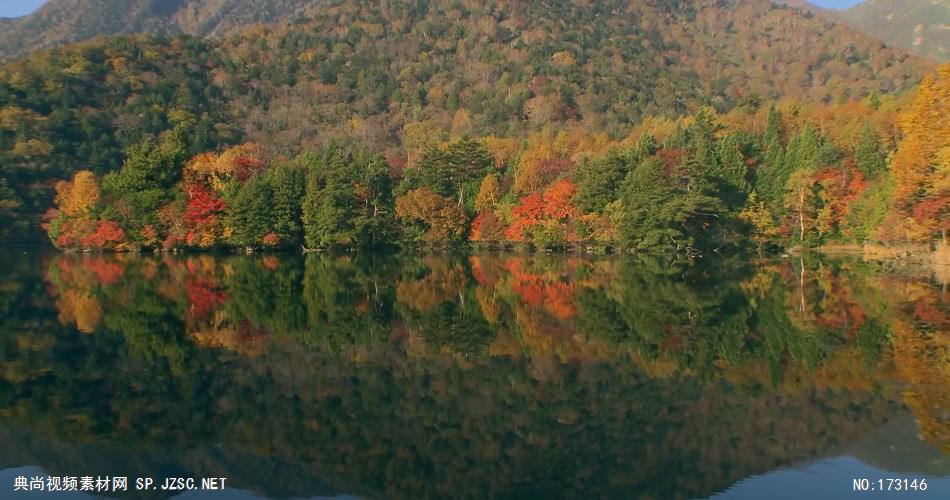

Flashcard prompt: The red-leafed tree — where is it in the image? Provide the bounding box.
[470,211,506,242]
[183,183,227,248]
[81,220,126,249]
[505,179,578,246]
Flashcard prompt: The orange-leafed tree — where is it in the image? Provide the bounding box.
[505,179,578,246]
[888,64,949,243]
[54,170,100,217]
[47,170,102,248]
[470,211,506,242]
[395,187,467,242]
[184,143,266,190]
[81,220,126,250]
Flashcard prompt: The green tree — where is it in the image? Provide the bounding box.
[619,157,725,252]
[402,137,493,210]
[854,124,886,178]
[576,152,628,214]
[712,134,752,209]
[224,176,274,248]
[266,162,305,244]
[302,146,394,249]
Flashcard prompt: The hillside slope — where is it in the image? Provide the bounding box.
[0,0,937,241]
[776,0,949,62]
[835,0,949,62]
[0,0,324,60]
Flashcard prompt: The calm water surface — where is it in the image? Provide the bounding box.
[0,248,947,499]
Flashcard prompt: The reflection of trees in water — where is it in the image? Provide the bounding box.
[0,251,944,497]
[885,279,949,452]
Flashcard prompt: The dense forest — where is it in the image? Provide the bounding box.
[0,0,945,253]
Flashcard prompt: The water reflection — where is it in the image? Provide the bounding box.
[0,249,946,498]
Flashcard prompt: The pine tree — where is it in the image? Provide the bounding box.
[712,134,751,209]
[576,153,628,214]
[267,162,304,244]
[854,124,887,178]
[755,106,787,210]
[225,176,273,248]
[763,106,782,146]
[411,137,493,204]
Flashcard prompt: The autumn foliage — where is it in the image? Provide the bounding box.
[887,65,949,242]
[505,179,578,245]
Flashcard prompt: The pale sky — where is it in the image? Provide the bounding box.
[0,0,871,19]
[0,0,47,18]
[811,0,866,8]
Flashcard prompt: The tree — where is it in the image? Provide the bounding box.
[483,136,520,168]
[576,153,628,214]
[103,134,188,195]
[784,169,816,244]
[406,138,493,208]
[302,149,354,248]
[101,133,190,238]
[712,134,752,209]
[183,183,226,248]
[888,64,949,243]
[54,170,100,217]
[474,174,501,212]
[739,191,779,250]
[505,179,578,247]
[854,124,887,178]
[470,211,506,242]
[619,155,726,252]
[266,162,304,244]
[224,176,274,248]
[303,146,395,248]
[395,187,466,242]
[81,220,125,249]
[756,136,787,209]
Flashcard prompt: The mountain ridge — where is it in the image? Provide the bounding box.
[775,0,949,61]
[0,0,326,60]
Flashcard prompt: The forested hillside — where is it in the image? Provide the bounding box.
[833,0,949,63]
[776,0,949,62]
[0,0,945,253]
[0,0,325,60]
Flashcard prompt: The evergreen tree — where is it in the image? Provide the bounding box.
[225,176,274,248]
[102,133,189,195]
[267,162,305,244]
[620,158,682,249]
[686,107,720,166]
[303,147,355,248]
[712,134,752,209]
[854,124,886,178]
[302,146,394,249]
[350,151,395,247]
[619,156,726,252]
[630,133,658,162]
[763,106,782,146]
[409,138,493,206]
[576,153,628,214]
[784,124,823,174]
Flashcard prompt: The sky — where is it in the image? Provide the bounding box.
[810,0,866,8]
[0,0,871,19]
[0,0,47,18]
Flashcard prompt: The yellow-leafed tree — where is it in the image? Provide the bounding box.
[888,64,949,242]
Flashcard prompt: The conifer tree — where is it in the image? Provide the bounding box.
[854,124,887,178]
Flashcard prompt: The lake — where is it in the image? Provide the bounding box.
[0,248,947,499]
